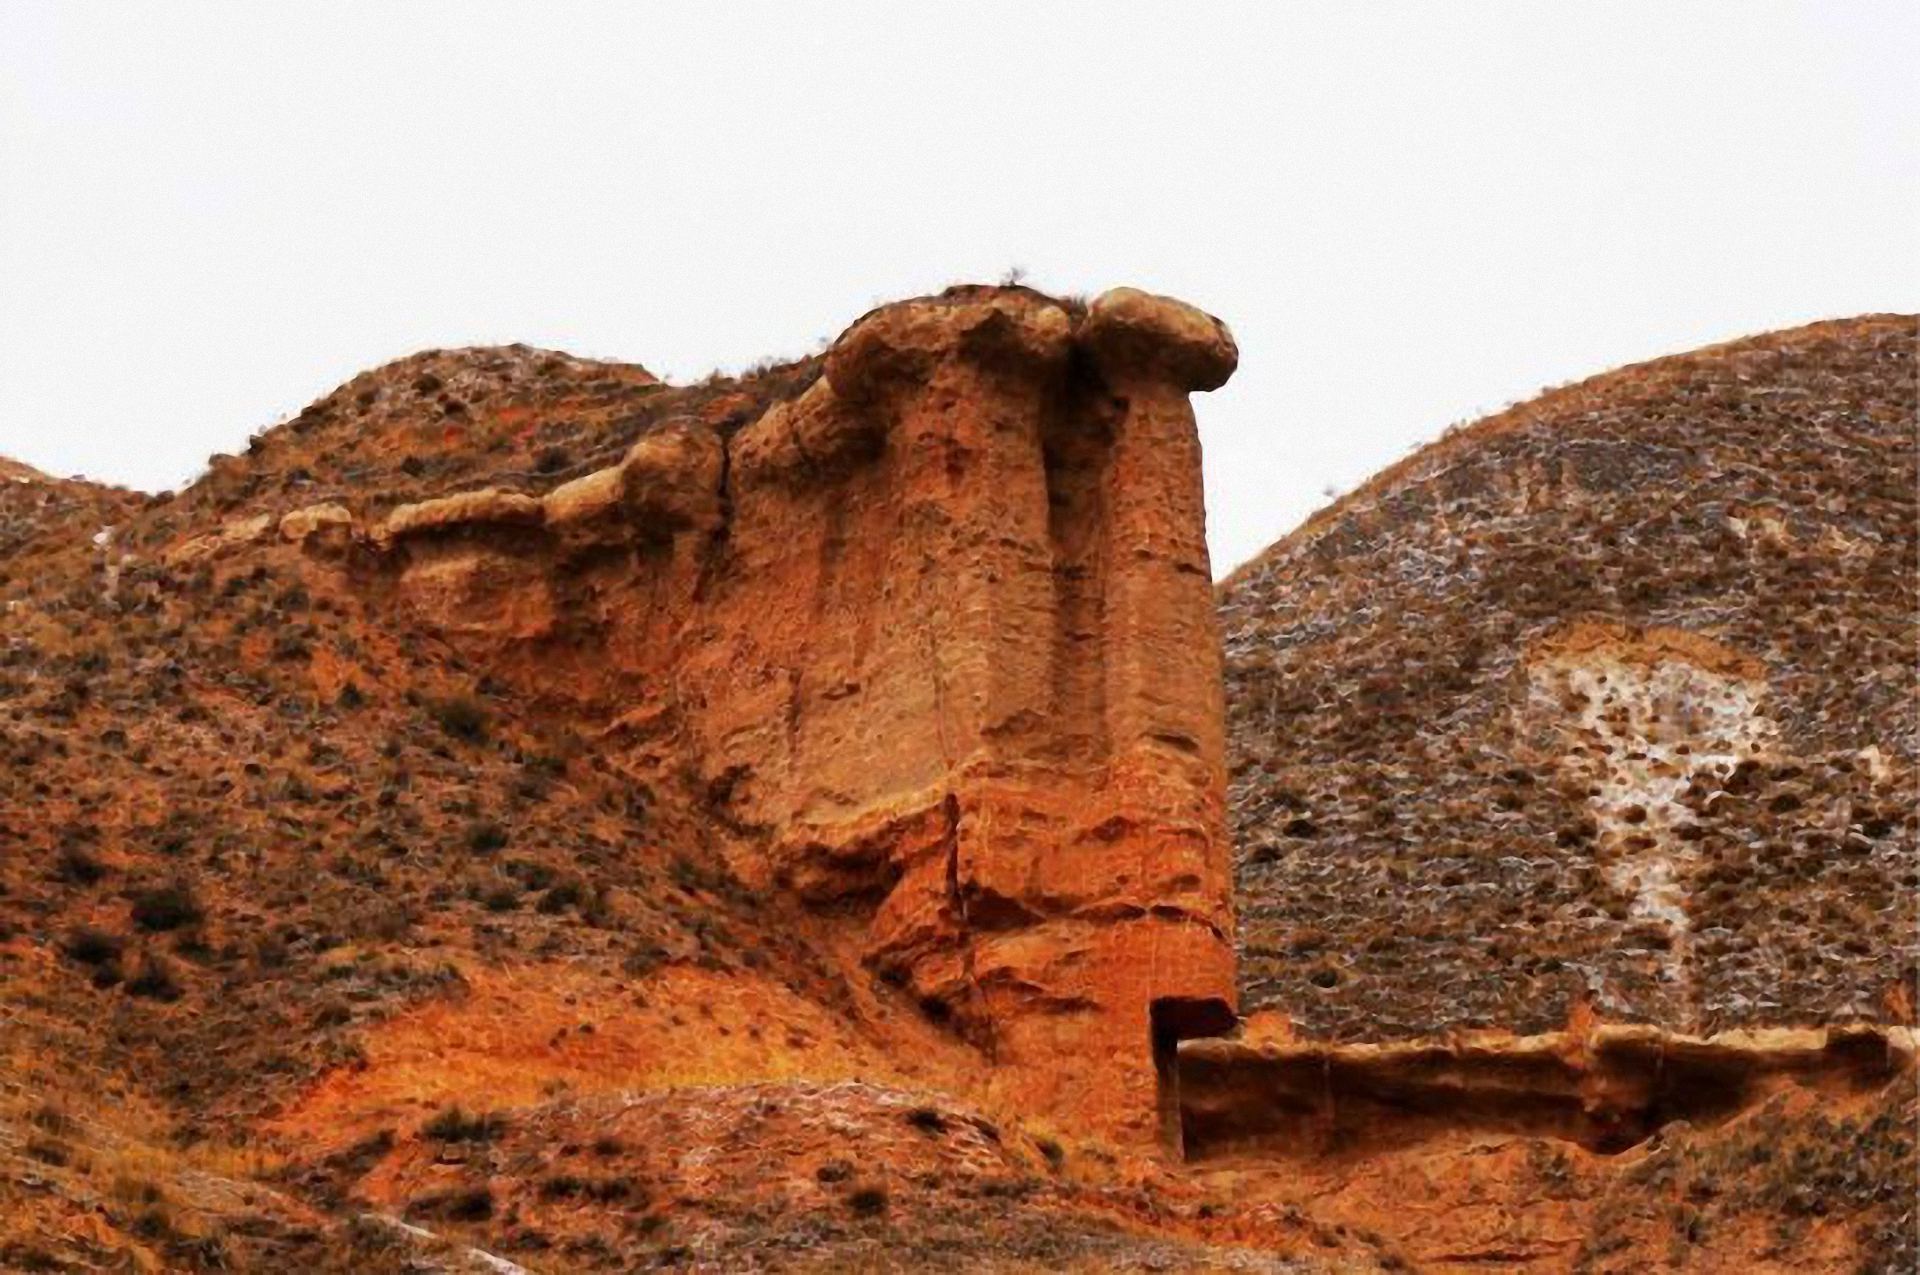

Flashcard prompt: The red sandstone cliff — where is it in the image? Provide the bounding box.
[308,285,1245,1141]
[1,284,1303,1271]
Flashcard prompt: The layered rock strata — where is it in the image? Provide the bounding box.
[273,286,1239,1139]
[1176,1022,1913,1160]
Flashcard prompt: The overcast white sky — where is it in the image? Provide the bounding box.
[2,3,1914,574]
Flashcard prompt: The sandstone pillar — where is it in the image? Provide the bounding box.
[954,289,1240,1143]
[384,284,1245,1147]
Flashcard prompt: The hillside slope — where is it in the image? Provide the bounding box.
[1,302,1912,1273]
[1222,315,1917,1040]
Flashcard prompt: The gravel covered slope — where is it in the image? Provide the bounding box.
[1221,315,1917,1039]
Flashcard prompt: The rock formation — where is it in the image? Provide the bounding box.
[1,297,1912,1271]
[156,284,1241,1141]
[372,287,1237,1138]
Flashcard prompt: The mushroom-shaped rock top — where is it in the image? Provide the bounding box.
[825,292,1073,406]
[1080,288,1238,392]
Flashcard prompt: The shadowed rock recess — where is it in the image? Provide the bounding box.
[1,295,1913,1271]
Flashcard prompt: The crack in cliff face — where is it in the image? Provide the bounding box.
[940,790,997,1061]
[1175,1024,1913,1161]
[688,420,737,605]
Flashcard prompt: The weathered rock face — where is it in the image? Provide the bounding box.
[291,285,1239,1138]
[705,290,1240,1133]
[1178,1022,1913,1161]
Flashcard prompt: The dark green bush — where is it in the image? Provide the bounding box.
[55,846,106,885]
[465,820,508,854]
[421,1105,506,1143]
[126,953,183,1001]
[848,1183,890,1216]
[63,925,124,966]
[432,695,489,743]
[130,881,202,932]
[905,1106,947,1135]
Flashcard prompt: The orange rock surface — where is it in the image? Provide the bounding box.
[331,286,1242,1142]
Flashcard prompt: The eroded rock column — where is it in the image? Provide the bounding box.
[817,295,1080,1010]
[953,289,1240,1142]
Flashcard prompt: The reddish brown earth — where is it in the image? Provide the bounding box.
[0,293,1912,1271]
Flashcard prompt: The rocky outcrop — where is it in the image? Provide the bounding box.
[378,488,546,543]
[163,511,276,564]
[1176,1021,1913,1160]
[295,285,1240,1140]
[278,501,355,544]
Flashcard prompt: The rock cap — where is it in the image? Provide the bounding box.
[826,291,1073,406]
[1080,287,1237,391]
[380,488,545,543]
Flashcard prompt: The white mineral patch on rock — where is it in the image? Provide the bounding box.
[93,525,122,604]
[1525,626,1775,1009]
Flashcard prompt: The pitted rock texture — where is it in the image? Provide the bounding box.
[1221,315,1918,1040]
